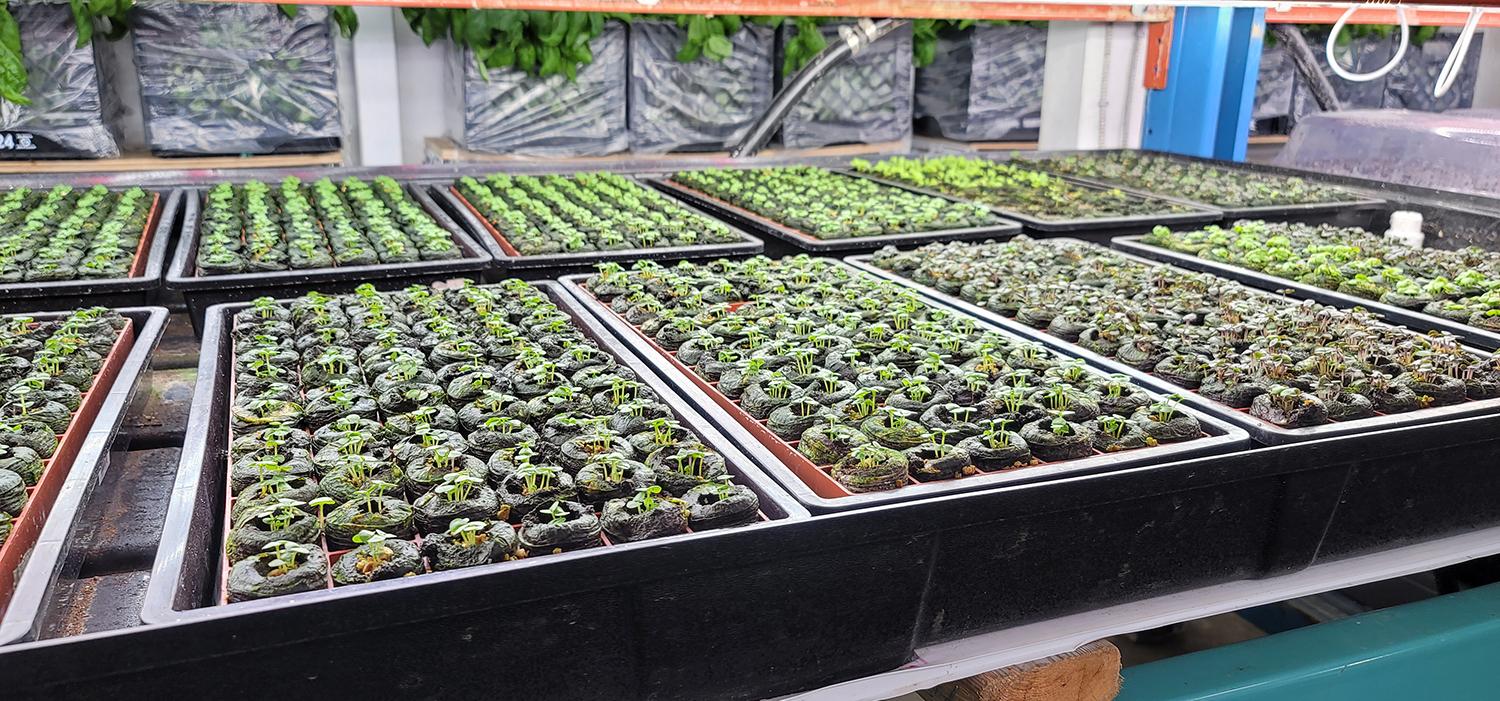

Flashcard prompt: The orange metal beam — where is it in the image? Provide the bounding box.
[1143,6,1173,90]
[208,0,1173,21]
[1268,6,1500,28]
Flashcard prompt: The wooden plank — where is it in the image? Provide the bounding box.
[212,0,1173,22]
[917,640,1122,701]
[424,136,910,168]
[0,150,344,175]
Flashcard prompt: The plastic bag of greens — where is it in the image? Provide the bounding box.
[1384,28,1482,112]
[628,18,773,153]
[1253,43,1293,122]
[130,1,342,156]
[777,21,912,149]
[1289,26,1393,127]
[914,23,1045,142]
[446,20,627,156]
[0,2,121,158]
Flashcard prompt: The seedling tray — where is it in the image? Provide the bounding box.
[847,246,1500,446]
[0,189,177,313]
[142,284,978,700]
[644,175,1025,253]
[1113,235,1500,351]
[834,167,1224,236]
[165,184,493,336]
[1011,149,1387,223]
[0,306,167,646]
[559,265,1251,513]
[435,178,766,276]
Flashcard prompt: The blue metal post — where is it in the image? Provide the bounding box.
[1143,7,1265,161]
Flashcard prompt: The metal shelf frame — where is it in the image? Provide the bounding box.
[775,525,1500,701]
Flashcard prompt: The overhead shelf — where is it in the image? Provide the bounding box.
[1267,5,1500,27]
[221,0,1174,21]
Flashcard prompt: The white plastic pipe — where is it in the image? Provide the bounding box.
[1434,8,1484,97]
[1326,3,1410,82]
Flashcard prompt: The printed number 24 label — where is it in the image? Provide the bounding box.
[0,133,37,150]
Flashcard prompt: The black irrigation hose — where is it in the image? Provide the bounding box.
[731,18,908,158]
[1270,23,1343,112]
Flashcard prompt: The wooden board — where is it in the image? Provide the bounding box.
[0,150,344,175]
[917,640,1122,701]
[424,136,910,169]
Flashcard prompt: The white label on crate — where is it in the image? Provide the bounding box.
[0,132,37,151]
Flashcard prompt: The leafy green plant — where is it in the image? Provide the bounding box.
[403,9,627,79]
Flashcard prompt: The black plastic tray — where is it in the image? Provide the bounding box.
[645,175,1025,253]
[432,178,767,276]
[1113,235,1500,351]
[0,306,168,646]
[1009,149,1388,223]
[141,285,969,701]
[164,184,494,336]
[0,189,179,313]
[834,166,1225,236]
[847,248,1500,446]
[558,267,1252,513]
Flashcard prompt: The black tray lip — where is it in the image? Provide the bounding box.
[557,265,1253,513]
[643,174,1026,253]
[430,175,767,270]
[844,243,1500,446]
[1112,235,1500,351]
[1009,148,1389,219]
[163,182,494,293]
[0,306,170,646]
[0,188,180,299]
[826,164,1224,233]
[139,281,809,625]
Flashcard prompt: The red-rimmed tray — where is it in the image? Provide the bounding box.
[559,266,1251,512]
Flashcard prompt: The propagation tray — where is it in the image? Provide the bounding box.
[165,184,493,335]
[1113,235,1500,351]
[846,244,1500,446]
[0,189,178,313]
[0,306,167,646]
[643,173,1025,253]
[833,166,1225,236]
[558,263,1251,513]
[433,177,767,274]
[1009,149,1388,223]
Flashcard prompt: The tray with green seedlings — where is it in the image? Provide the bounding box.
[195,280,796,604]
[1115,221,1500,350]
[166,175,491,335]
[843,155,1222,232]
[561,256,1247,511]
[853,237,1500,445]
[646,165,1021,252]
[1015,150,1382,218]
[0,184,175,312]
[440,171,763,270]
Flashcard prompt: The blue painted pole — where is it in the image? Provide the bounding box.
[1143,7,1265,161]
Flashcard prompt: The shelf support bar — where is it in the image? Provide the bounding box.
[1142,7,1264,161]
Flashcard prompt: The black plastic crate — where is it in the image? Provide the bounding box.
[0,307,168,646]
[558,268,1252,513]
[836,167,1224,238]
[431,178,765,278]
[1114,235,1500,351]
[848,248,1500,446]
[164,184,493,335]
[0,189,178,313]
[1010,149,1387,225]
[646,174,1024,254]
